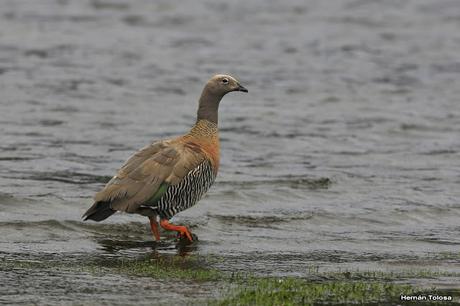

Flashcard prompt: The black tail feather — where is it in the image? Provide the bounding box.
[82,201,116,222]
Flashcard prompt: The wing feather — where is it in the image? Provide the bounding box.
[93,139,206,213]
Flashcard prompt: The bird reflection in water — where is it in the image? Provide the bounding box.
[97,235,198,257]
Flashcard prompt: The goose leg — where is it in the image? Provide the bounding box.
[149,216,160,241]
[159,219,193,242]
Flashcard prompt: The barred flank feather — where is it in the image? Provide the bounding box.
[157,160,215,219]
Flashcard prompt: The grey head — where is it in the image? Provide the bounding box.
[197,74,248,124]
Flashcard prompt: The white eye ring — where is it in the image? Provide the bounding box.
[222,78,229,84]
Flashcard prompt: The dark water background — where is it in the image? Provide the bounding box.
[1,0,460,304]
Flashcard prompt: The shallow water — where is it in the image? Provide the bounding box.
[1,0,460,304]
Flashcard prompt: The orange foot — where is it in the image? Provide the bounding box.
[160,219,193,242]
[149,216,160,241]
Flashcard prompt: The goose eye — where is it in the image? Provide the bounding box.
[222,78,229,84]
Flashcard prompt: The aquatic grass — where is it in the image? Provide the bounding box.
[85,255,224,282]
[3,255,460,283]
[304,268,460,282]
[215,277,418,306]
[111,257,223,281]
[3,256,460,283]
[2,256,459,305]
[0,254,223,282]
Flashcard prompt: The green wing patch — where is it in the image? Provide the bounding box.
[146,182,169,206]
